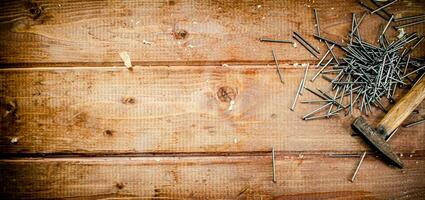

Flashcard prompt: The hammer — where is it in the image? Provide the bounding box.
[352,77,425,168]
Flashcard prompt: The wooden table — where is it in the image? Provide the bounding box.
[0,0,424,199]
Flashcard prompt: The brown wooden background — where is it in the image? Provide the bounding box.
[0,0,424,199]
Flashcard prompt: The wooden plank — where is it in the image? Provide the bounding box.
[0,0,424,65]
[1,65,424,154]
[1,155,424,199]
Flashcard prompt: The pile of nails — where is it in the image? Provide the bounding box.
[300,2,425,121]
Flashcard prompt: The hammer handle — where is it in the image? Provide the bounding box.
[379,77,425,136]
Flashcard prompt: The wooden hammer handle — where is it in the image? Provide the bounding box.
[378,77,425,136]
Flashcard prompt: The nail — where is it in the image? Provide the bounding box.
[291,77,303,111]
[303,112,339,120]
[326,41,339,64]
[403,118,425,128]
[386,128,399,141]
[302,102,333,119]
[300,99,333,103]
[380,15,394,38]
[314,9,321,37]
[300,64,309,95]
[293,34,320,58]
[316,44,335,68]
[401,65,425,79]
[293,31,320,53]
[394,14,425,22]
[357,0,388,21]
[370,0,392,17]
[350,152,367,182]
[311,58,334,82]
[272,50,285,84]
[395,19,425,29]
[260,38,294,43]
[313,34,343,47]
[371,0,397,14]
[272,146,276,183]
[305,87,329,100]
[412,73,424,87]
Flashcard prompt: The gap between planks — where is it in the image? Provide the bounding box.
[0,152,422,163]
[1,150,423,160]
[0,64,314,71]
[0,60,317,69]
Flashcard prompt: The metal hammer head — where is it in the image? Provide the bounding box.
[352,116,404,168]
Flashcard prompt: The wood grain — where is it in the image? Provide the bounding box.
[1,155,424,199]
[1,1,425,198]
[0,65,424,154]
[0,0,424,65]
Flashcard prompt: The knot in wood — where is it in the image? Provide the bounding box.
[104,130,114,136]
[115,182,125,189]
[173,29,188,40]
[121,96,136,105]
[217,86,237,103]
[26,1,43,20]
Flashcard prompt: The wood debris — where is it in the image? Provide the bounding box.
[119,51,132,69]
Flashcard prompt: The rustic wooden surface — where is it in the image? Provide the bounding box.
[1,156,425,199]
[0,66,424,155]
[0,0,425,199]
[0,0,424,65]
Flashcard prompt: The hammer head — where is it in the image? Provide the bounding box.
[352,116,404,168]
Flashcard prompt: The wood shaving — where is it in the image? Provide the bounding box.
[397,28,405,39]
[11,137,18,144]
[143,40,152,45]
[228,100,235,111]
[119,51,132,69]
